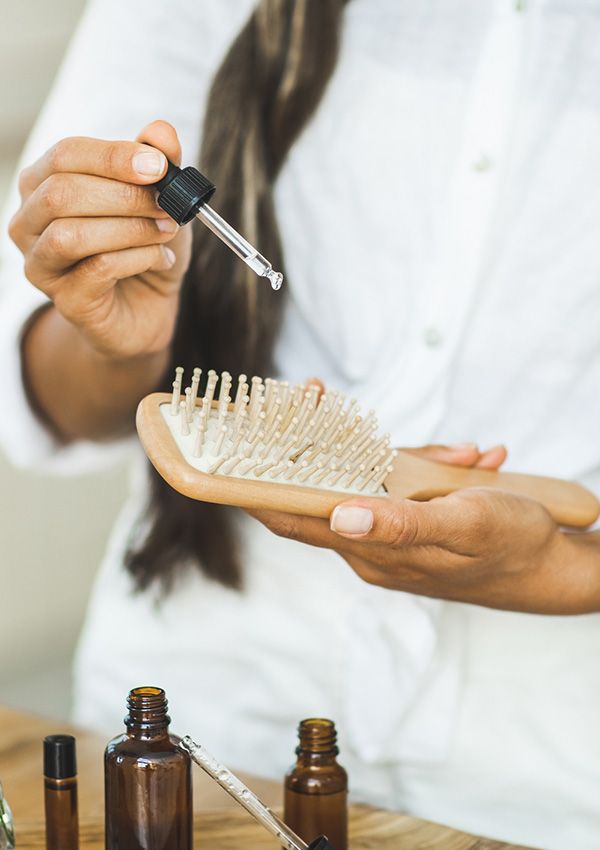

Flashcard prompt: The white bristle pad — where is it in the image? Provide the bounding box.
[161,368,396,495]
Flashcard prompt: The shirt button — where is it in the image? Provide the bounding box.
[423,326,443,348]
[472,154,493,172]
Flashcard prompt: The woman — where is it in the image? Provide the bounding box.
[1,2,600,848]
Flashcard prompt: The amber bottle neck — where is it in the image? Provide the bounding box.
[295,719,339,764]
[125,687,171,739]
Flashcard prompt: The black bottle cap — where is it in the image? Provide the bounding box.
[154,159,216,225]
[43,734,77,779]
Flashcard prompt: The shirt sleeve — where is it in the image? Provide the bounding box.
[0,0,256,472]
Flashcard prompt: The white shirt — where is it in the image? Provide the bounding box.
[1,2,600,848]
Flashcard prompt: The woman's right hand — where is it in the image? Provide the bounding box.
[8,120,192,359]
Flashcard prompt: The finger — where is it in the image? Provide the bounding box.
[250,502,411,551]
[248,504,474,593]
[474,444,508,470]
[7,209,35,253]
[28,215,178,278]
[50,244,176,310]
[403,443,483,467]
[21,174,168,236]
[329,494,479,549]
[248,503,463,567]
[135,120,182,168]
[304,376,325,398]
[18,136,171,201]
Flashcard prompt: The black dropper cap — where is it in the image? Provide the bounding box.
[154,160,216,225]
[43,734,77,779]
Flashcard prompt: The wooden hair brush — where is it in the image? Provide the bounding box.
[136,368,600,527]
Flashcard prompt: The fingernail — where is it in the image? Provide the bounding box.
[330,506,373,535]
[163,247,176,265]
[450,442,478,450]
[156,217,178,233]
[133,150,166,177]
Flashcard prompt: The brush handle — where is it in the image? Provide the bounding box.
[385,451,600,528]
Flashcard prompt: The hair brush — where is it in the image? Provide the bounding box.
[136,368,600,527]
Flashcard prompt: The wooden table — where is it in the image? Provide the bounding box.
[0,705,531,849]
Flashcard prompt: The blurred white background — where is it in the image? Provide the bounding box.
[0,0,128,719]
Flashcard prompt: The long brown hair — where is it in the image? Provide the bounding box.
[126,0,348,591]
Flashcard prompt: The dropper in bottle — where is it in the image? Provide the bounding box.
[179,736,336,850]
[154,161,283,291]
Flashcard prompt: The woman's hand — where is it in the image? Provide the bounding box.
[249,443,600,614]
[9,119,191,359]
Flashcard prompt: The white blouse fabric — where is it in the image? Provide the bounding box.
[1,2,600,848]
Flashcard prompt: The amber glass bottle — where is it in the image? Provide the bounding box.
[284,719,348,850]
[44,734,79,850]
[104,686,192,850]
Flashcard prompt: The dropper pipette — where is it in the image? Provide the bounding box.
[179,736,335,850]
[154,161,283,291]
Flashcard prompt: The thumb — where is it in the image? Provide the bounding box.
[330,494,466,548]
[135,119,183,172]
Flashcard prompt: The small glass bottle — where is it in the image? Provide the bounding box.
[44,734,79,850]
[284,719,348,850]
[104,686,193,850]
[0,781,15,850]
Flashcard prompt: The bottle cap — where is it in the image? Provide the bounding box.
[154,160,216,225]
[43,734,77,779]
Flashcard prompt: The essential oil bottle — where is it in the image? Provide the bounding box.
[104,686,192,850]
[284,719,348,850]
[44,734,79,850]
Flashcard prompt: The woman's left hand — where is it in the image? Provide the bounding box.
[248,443,596,614]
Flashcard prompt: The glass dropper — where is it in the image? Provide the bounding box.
[179,736,335,850]
[153,160,283,291]
[195,204,283,290]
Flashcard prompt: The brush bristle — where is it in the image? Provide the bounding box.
[161,368,396,495]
